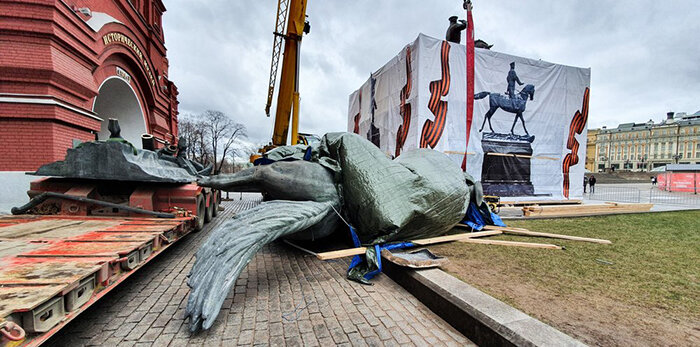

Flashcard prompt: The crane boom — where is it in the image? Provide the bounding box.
[266,0,308,146]
[264,0,290,117]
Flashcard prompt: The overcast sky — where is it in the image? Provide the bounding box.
[163,0,700,146]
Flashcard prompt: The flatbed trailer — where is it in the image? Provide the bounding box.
[0,214,197,346]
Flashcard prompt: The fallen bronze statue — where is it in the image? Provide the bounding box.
[186,132,496,332]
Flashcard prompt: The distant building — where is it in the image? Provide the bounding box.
[585,128,598,172]
[591,111,700,172]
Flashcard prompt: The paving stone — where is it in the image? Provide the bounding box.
[285,335,303,346]
[152,333,175,347]
[237,329,254,345]
[46,200,470,346]
[270,335,285,346]
[138,327,164,343]
[373,325,393,341]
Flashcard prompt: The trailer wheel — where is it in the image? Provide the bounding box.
[194,195,205,231]
[204,192,214,223]
[211,191,220,218]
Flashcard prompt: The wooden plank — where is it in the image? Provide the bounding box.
[522,203,652,217]
[502,229,612,244]
[316,247,367,260]
[461,225,523,231]
[0,219,122,240]
[315,230,502,260]
[485,152,559,161]
[476,225,612,244]
[498,199,582,206]
[458,238,562,249]
[443,151,475,155]
[410,230,502,245]
[0,285,64,318]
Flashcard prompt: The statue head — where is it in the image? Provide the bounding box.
[510,62,516,69]
[449,16,458,23]
[107,118,122,139]
[177,135,188,151]
[521,84,535,101]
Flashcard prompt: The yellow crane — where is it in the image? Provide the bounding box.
[252,0,318,162]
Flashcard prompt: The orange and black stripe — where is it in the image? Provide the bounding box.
[353,90,362,134]
[562,88,590,198]
[395,46,412,157]
[420,41,451,149]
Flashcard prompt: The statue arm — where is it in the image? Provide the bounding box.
[456,21,467,30]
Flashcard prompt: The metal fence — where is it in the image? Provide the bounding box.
[587,186,641,203]
[588,185,700,206]
[648,188,700,206]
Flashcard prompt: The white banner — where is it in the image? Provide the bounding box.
[348,34,591,200]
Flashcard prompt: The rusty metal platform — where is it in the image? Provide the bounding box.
[0,215,195,346]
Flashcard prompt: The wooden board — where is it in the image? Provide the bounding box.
[67,231,159,242]
[479,225,612,244]
[503,229,611,244]
[0,219,122,240]
[410,230,502,245]
[485,152,559,161]
[498,199,582,206]
[0,285,64,318]
[0,240,45,258]
[0,257,104,285]
[458,239,562,249]
[522,203,653,217]
[316,230,502,260]
[20,241,143,258]
[101,224,178,232]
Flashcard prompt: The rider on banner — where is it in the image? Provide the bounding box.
[506,62,524,99]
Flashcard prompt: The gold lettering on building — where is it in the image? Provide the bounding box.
[102,32,157,88]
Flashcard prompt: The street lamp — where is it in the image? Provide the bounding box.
[638,154,647,171]
[599,155,608,172]
[672,153,682,164]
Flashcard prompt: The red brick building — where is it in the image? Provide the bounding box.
[0,0,179,171]
[0,0,179,210]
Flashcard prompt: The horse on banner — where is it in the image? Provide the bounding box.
[475,84,535,136]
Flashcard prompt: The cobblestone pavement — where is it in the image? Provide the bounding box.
[48,199,473,346]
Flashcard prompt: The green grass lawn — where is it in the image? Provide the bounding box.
[431,210,700,342]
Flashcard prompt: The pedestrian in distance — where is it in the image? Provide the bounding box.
[651,176,657,186]
[583,176,589,193]
[588,175,596,194]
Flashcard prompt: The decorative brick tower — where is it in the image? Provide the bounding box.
[0,0,179,210]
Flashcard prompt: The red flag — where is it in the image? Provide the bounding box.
[461,1,475,171]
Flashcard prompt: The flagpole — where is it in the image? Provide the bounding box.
[461,0,475,172]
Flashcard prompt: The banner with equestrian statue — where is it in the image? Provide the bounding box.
[348,34,591,200]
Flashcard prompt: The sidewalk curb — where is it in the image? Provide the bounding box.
[382,261,586,347]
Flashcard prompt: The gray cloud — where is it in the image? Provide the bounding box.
[164,0,699,145]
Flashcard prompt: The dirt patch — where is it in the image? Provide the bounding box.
[439,258,699,346]
[431,211,700,346]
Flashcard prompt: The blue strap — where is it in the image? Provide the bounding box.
[346,224,416,281]
[460,202,507,230]
[348,225,363,270]
[490,212,507,227]
[363,244,383,280]
[462,202,485,230]
[360,242,416,281]
[303,146,313,161]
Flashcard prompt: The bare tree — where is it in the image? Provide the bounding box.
[203,110,246,174]
[178,114,211,165]
[178,110,247,174]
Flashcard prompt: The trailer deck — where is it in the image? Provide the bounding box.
[0,214,195,346]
